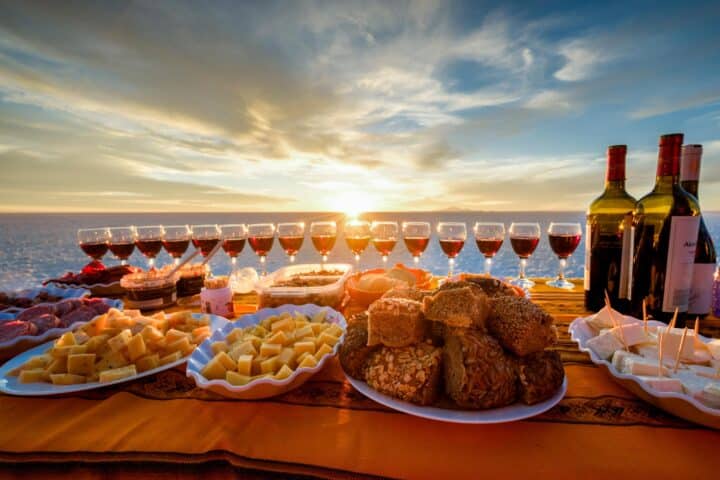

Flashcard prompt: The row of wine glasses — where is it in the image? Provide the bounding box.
[78,221,582,288]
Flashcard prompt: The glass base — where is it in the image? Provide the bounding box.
[546,278,575,289]
[510,277,535,289]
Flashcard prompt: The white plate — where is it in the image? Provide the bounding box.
[0,313,229,396]
[347,376,567,424]
[569,316,720,429]
[187,304,346,400]
[0,285,91,314]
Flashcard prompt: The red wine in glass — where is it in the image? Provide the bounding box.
[404,237,430,257]
[136,239,163,258]
[510,237,540,259]
[249,236,274,256]
[192,237,220,257]
[311,234,336,256]
[439,238,465,258]
[108,242,135,261]
[163,239,190,258]
[372,239,397,257]
[279,235,303,256]
[476,238,503,258]
[80,242,109,259]
[222,238,246,257]
[548,234,581,259]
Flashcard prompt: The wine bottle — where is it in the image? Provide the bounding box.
[680,144,717,317]
[585,145,637,312]
[631,133,701,323]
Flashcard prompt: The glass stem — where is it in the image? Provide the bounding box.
[558,258,566,281]
[355,254,360,268]
[519,258,527,279]
[121,259,127,266]
[148,258,155,269]
[413,255,420,265]
[484,257,492,275]
[260,255,266,276]
[382,255,388,263]
[289,255,295,263]
[448,257,455,278]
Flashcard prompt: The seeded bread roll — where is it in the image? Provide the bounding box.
[364,342,443,406]
[459,274,518,298]
[487,295,557,356]
[422,286,489,330]
[338,313,379,380]
[516,350,565,405]
[367,298,425,347]
[381,285,431,303]
[443,329,518,409]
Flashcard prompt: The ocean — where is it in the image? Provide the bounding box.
[1,212,719,291]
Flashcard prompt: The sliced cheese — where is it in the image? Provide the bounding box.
[637,376,683,393]
[587,331,624,360]
[610,323,650,347]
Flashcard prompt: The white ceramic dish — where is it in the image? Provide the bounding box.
[0,313,228,396]
[347,376,566,424]
[569,316,720,429]
[254,264,352,309]
[0,285,90,314]
[48,280,125,297]
[0,298,124,361]
[187,304,346,400]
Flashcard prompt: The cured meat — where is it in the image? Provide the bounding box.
[85,298,111,315]
[0,321,37,342]
[59,305,98,328]
[28,314,61,334]
[15,305,55,322]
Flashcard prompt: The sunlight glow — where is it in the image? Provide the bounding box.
[331,191,376,217]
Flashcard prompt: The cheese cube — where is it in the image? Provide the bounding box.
[56,332,77,347]
[45,357,67,374]
[293,341,315,356]
[214,351,236,371]
[316,331,339,347]
[24,354,52,369]
[637,376,683,393]
[226,328,245,344]
[586,306,638,331]
[127,334,147,361]
[136,354,161,373]
[165,329,188,343]
[141,325,165,343]
[314,343,333,361]
[260,356,278,374]
[251,357,265,376]
[50,373,87,385]
[270,317,295,333]
[211,341,229,356]
[298,354,318,368]
[312,310,327,323]
[276,348,296,367]
[266,330,289,345]
[296,352,310,365]
[228,341,257,361]
[85,334,109,353]
[192,326,211,341]
[294,325,314,340]
[657,327,696,361]
[104,350,130,369]
[99,365,137,383]
[236,354,253,376]
[67,354,96,376]
[259,342,282,357]
[672,370,715,398]
[50,345,74,358]
[226,371,252,386]
[274,364,293,380]
[610,323,650,347]
[326,324,343,338]
[700,383,720,408]
[242,334,264,350]
[167,311,191,327]
[705,339,720,360]
[19,369,49,383]
[165,336,193,356]
[310,323,327,335]
[73,331,90,345]
[586,331,624,360]
[159,351,183,366]
[201,356,228,380]
[251,325,268,337]
[69,345,88,355]
[108,329,132,352]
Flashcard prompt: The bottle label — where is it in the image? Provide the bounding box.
[584,222,591,290]
[662,216,701,312]
[688,263,715,315]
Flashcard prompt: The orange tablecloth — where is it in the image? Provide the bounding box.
[1,281,719,479]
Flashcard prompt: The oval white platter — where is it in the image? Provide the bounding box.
[347,375,566,424]
[0,313,229,396]
[187,304,346,400]
[569,316,720,429]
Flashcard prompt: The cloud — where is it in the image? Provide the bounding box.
[629,89,720,119]
[554,40,611,82]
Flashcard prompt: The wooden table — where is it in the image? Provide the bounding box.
[1,280,719,479]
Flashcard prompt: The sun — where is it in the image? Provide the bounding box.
[331,191,377,217]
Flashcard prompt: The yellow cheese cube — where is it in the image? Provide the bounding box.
[50,373,86,385]
[274,364,294,380]
[84,334,109,353]
[298,354,318,368]
[165,336,192,356]
[293,318,309,328]
[69,345,88,355]
[312,310,327,323]
[19,369,49,383]
[167,311,191,327]
[127,334,147,361]
[252,325,269,338]
[159,351,183,366]
[165,328,188,343]
[136,354,161,373]
[266,330,289,345]
[192,326,211,341]
[317,331,339,347]
[67,354,96,376]
[293,341,316,356]
[108,329,132,352]
[270,317,294,333]
[214,351,236,371]
[50,345,74,358]
[201,356,227,380]
[315,343,333,361]
[56,331,77,347]
[326,324,344,338]
[259,342,282,357]
[45,357,67,374]
[99,365,137,383]
[242,334,264,350]
[73,331,90,345]
[310,323,326,335]
[141,325,164,343]
[225,328,245,344]
[296,352,310,365]
[24,354,52,369]
[251,357,265,376]
[260,356,278,374]
[103,350,130,369]
[229,342,257,362]
[236,354,253,376]
[294,325,314,340]
[260,316,276,330]
[211,341,229,356]
[226,371,252,386]
[276,348,296,367]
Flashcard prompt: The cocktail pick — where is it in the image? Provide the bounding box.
[642,298,648,335]
[673,327,688,374]
[657,330,664,377]
[668,307,678,330]
[605,290,628,351]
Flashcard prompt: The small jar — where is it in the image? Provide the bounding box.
[200,276,234,318]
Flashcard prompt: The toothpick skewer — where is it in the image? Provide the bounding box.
[668,307,678,330]
[657,330,664,377]
[694,317,700,336]
[673,327,688,373]
[642,298,648,335]
[605,291,628,351]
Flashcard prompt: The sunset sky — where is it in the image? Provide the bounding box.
[1,1,719,212]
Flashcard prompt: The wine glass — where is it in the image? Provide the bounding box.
[473,222,505,275]
[135,225,165,269]
[310,221,337,265]
[247,223,275,275]
[546,222,582,289]
[437,222,466,278]
[191,224,221,276]
[277,222,305,263]
[77,227,110,273]
[344,219,371,267]
[220,224,248,271]
[508,222,541,289]
[402,222,431,265]
[371,221,398,264]
[107,226,136,266]
[162,225,192,266]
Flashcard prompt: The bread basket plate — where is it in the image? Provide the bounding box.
[0,298,124,361]
[187,304,346,400]
[569,316,720,429]
[347,375,566,424]
[0,285,91,314]
[0,313,229,396]
[346,265,432,307]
